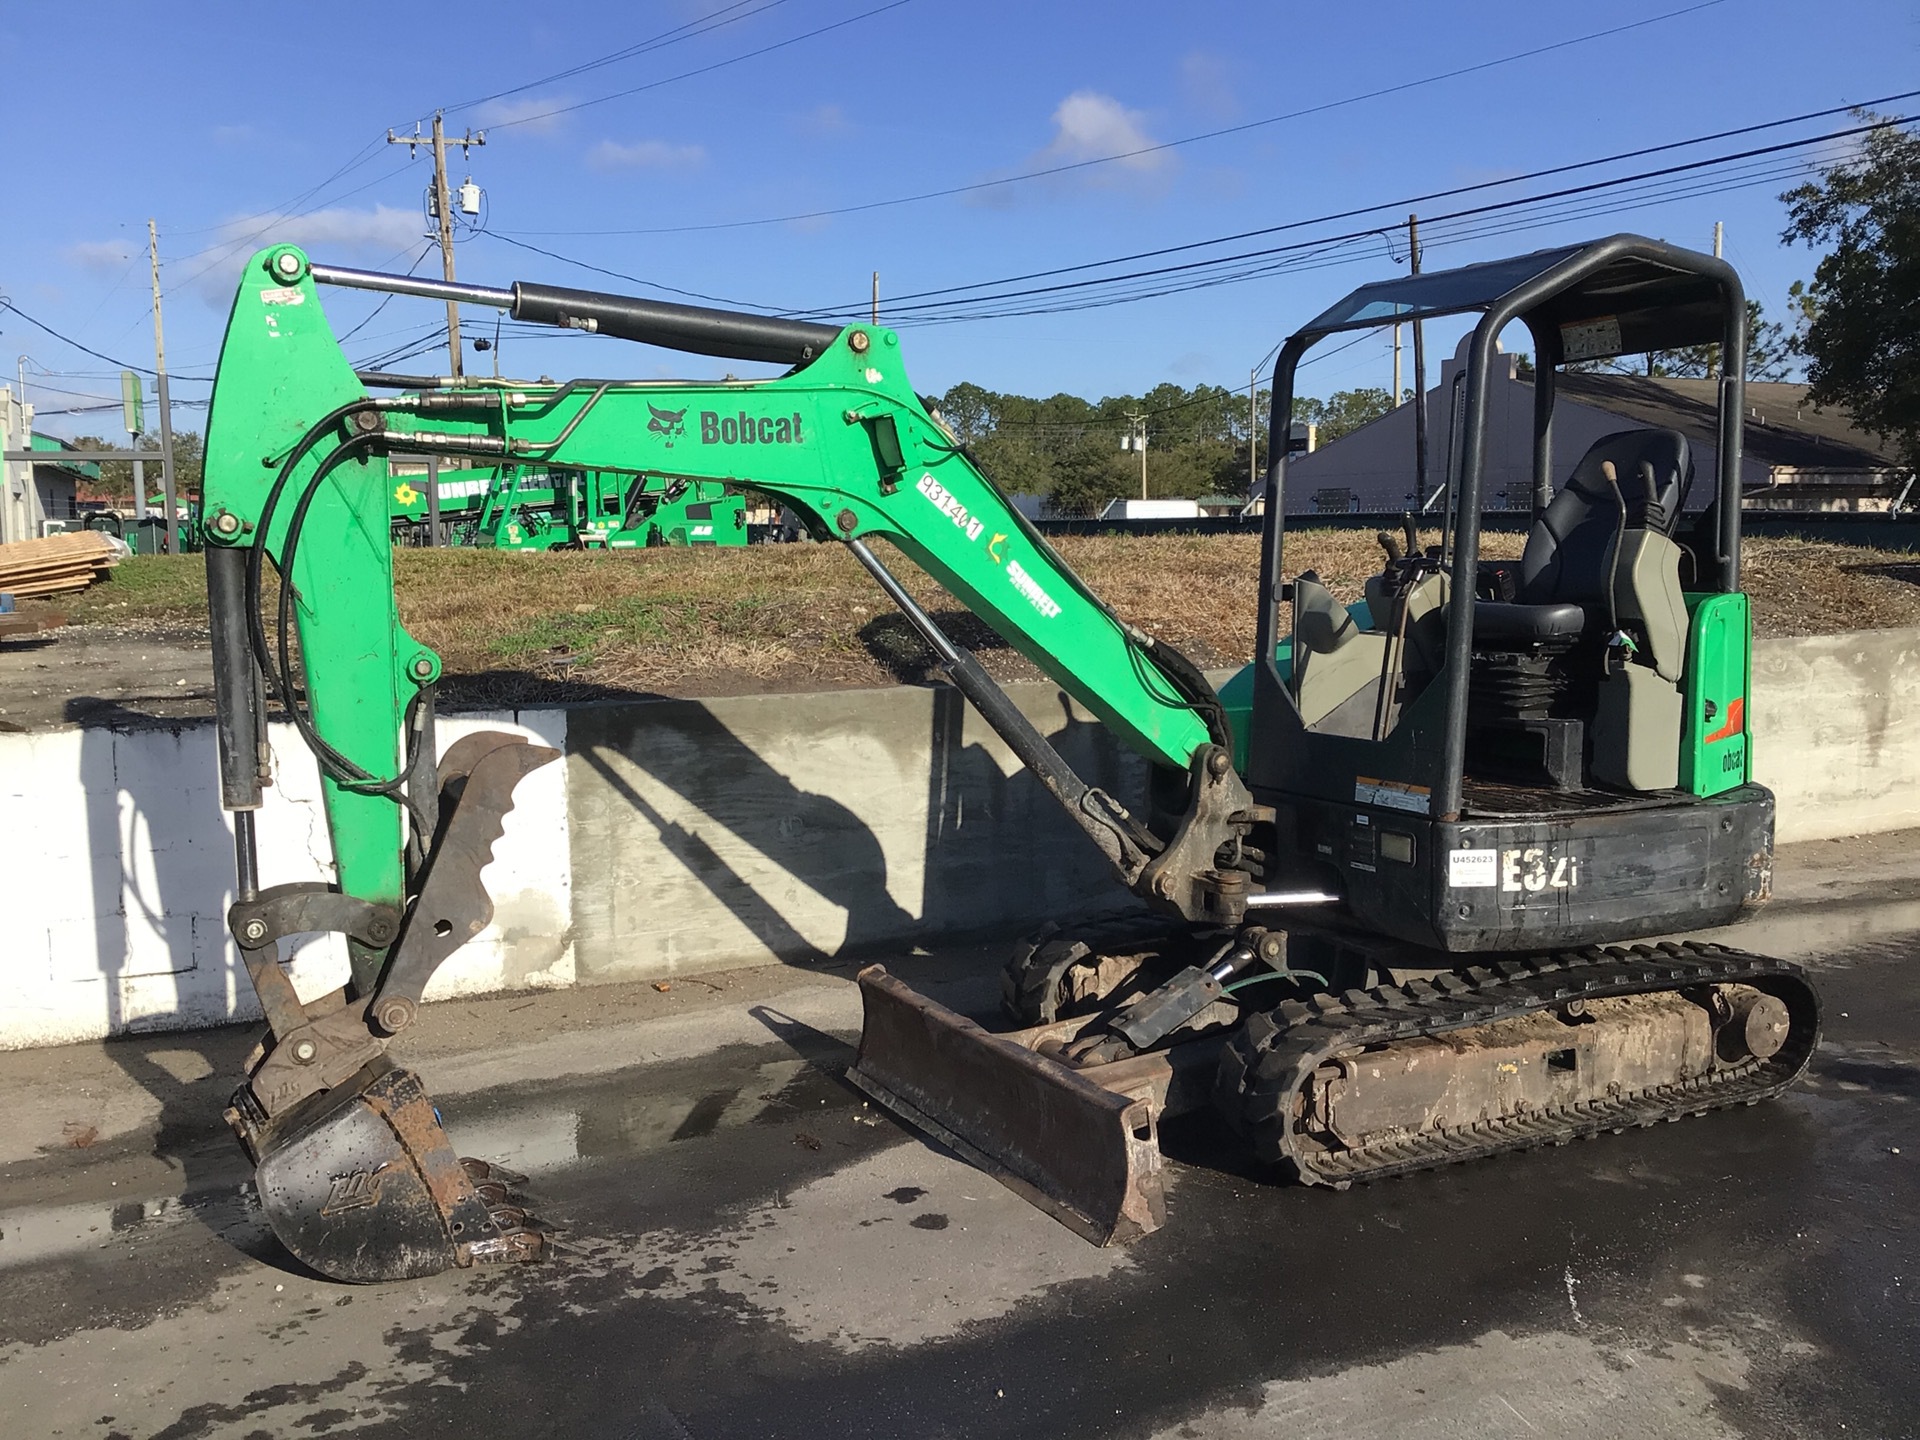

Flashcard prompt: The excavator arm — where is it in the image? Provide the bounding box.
[199,246,1257,1279]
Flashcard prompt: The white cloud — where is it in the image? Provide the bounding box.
[175,204,429,305]
[971,90,1173,208]
[1035,91,1168,175]
[65,240,137,274]
[219,204,427,255]
[472,95,573,135]
[585,138,707,171]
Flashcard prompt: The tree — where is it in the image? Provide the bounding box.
[936,378,1396,510]
[1568,300,1794,382]
[1781,117,1920,467]
[1047,433,1132,516]
[1294,388,1397,445]
[1649,300,1792,381]
[934,382,997,443]
[67,430,203,504]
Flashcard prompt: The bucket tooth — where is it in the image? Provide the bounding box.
[847,965,1165,1246]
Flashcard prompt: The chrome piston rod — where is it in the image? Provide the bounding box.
[310,263,513,310]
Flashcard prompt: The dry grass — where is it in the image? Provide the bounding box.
[31,530,1920,705]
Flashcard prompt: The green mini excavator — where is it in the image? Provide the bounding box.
[198,237,1818,1280]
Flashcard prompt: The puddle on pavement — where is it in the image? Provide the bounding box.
[11,921,1907,1281]
[448,1052,848,1174]
[0,1187,268,1270]
[0,1046,852,1273]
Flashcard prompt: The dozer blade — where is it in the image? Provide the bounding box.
[230,1058,540,1284]
[847,965,1166,1246]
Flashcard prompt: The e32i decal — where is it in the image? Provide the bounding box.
[1501,847,1579,892]
[1448,846,1581,891]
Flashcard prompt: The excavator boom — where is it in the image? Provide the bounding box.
[199,247,1254,1278]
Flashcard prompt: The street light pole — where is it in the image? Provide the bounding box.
[148,219,177,552]
[1249,366,1258,496]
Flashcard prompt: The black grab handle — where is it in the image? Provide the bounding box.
[511,282,843,367]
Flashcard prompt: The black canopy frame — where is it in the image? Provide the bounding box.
[1251,234,1748,820]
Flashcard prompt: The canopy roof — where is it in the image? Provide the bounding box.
[1298,235,1736,360]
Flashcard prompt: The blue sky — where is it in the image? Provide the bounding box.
[5,0,1914,438]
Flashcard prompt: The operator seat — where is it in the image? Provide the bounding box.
[1466,428,1696,791]
[1474,428,1692,644]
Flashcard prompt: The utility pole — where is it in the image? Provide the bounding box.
[1712,220,1723,258]
[148,219,178,553]
[871,271,880,326]
[1409,213,1431,502]
[1125,412,1148,500]
[390,113,484,379]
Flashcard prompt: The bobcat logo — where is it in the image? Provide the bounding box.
[647,403,688,447]
[321,1165,388,1216]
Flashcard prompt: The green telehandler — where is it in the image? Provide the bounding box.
[198,239,1817,1281]
[388,460,746,549]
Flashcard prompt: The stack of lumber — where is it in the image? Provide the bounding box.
[0,608,66,640]
[0,531,124,599]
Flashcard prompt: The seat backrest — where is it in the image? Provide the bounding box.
[1518,429,1692,605]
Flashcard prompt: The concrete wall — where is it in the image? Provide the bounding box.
[1754,627,1920,842]
[3,628,1914,1047]
[2,712,570,1049]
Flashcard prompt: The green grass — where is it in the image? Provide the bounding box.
[60,555,208,624]
[488,593,702,663]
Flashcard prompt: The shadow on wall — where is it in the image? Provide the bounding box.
[70,700,243,1040]
[38,662,1157,1046]
[919,683,1149,936]
[69,700,259,1236]
[565,677,1151,978]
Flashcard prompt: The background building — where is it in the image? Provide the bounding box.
[1269,340,1911,516]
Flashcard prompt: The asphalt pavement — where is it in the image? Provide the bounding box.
[1,832,1915,1440]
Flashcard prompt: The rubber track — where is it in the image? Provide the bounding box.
[1002,915,1191,1026]
[1215,941,1821,1187]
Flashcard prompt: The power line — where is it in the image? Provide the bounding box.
[440,0,796,116]
[842,114,1913,325]
[482,231,782,310]
[503,0,1736,237]
[335,244,438,345]
[912,155,1829,325]
[792,90,1920,316]
[0,301,212,382]
[164,156,418,296]
[484,0,918,132]
[162,139,390,240]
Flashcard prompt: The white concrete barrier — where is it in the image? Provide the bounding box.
[2,712,569,1048]
[3,626,1913,1048]
[1752,628,1920,842]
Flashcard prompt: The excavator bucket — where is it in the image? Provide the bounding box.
[229,1058,540,1283]
[847,965,1170,1245]
[219,730,560,1284]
